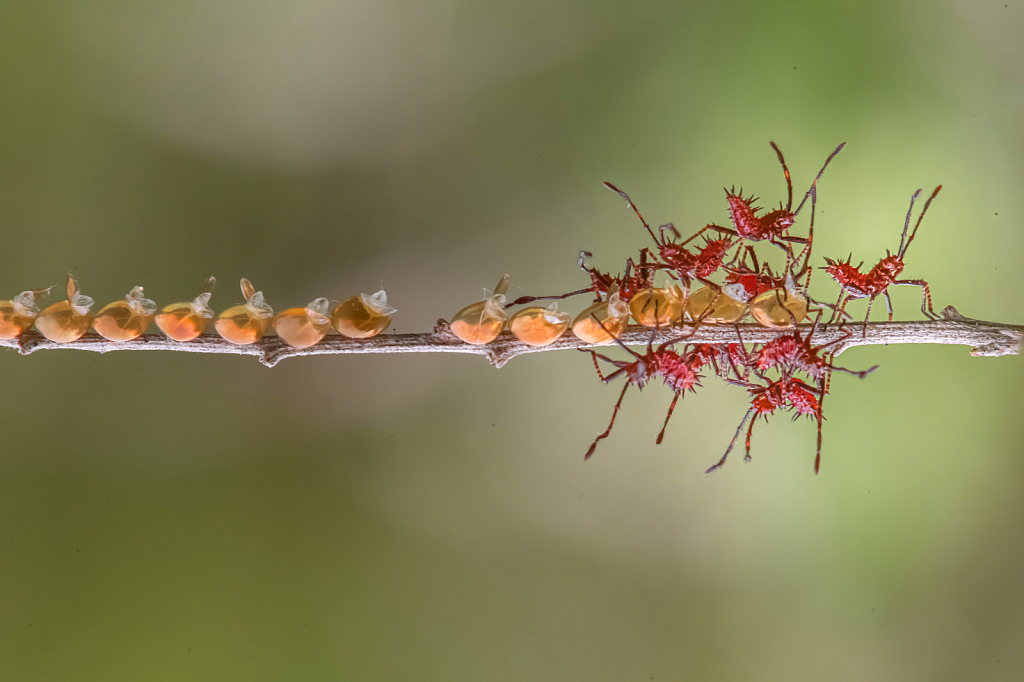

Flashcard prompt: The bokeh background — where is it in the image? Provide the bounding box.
[2,0,1023,680]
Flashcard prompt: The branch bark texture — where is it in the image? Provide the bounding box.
[1,306,1019,368]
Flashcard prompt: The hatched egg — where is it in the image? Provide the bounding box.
[35,275,95,343]
[0,288,49,339]
[215,278,274,345]
[685,285,747,324]
[274,297,332,348]
[571,287,629,344]
[450,274,510,345]
[332,289,396,339]
[749,276,807,328]
[508,303,571,347]
[155,276,216,342]
[629,286,685,328]
[93,286,157,341]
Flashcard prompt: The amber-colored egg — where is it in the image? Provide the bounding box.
[215,278,273,345]
[93,301,155,341]
[749,289,808,328]
[572,300,629,344]
[0,301,36,339]
[274,307,331,349]
[685,287,747,324]
[215,305,271,345]
[156,303,210,342]
[508,306,571,347]
[629,287,685,328]
[450,301,506,345]
[332,296,392,339]
[35,301,94,343]
[450,275,509,345]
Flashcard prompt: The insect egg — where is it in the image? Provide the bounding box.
[93,286,157,341]
[449,274,510,345]
[0,288,49,339]
[508,302,571,347]
[749,275,807,328]
[629,285,686,328]
[215,278,274,345]
[274,297,332,348]
[35,275,95,343]
[685,284,748,324]
[571,287,629,344]
[155,276,216,342]
[332,289,396,339]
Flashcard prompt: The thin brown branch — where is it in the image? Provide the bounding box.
[1,306,1019,368]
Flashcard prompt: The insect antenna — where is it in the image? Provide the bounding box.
[898,185,942,258]
[706,407,755,473]
[603,181,661,246]
[506,288,593,308]
[793,142,846,217]
[895,189,922,257]
[769,141,793,211]
[586,382,630,460]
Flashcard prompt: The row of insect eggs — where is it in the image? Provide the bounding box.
[449,274,809,347]
[0,271,808,349]
[0,276,395,348]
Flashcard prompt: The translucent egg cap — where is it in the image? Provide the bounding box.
[606,287,629,319]
[125,286,158,316]
[65,275,94,316]
[239,278,274,319]
[189,276,217,318]
[12,289,48,317]
[722,283,752,303]
[482,274,511,321]
[540,302,571,325]
[305,297,332,325]
[361,289,397,316]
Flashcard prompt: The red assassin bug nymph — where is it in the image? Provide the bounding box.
[824,186,942,335]
[602,182,734,289]
[678,142,846,254]
[505,250,656,309]
[582,316,707,459]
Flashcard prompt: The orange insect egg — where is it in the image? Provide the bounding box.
[685,285,748,324]
[508,303,571,347]
[215,278,274,345]
[571,287,629,344]
[35,275,95,343]
[749,276,808,328]
[449,274,510,345]
[273,297,332,348]
[629,286,686,328]
[0,288,49,339]
[155,276,216,342]
[93,286,157,342]
[332,289,397,339]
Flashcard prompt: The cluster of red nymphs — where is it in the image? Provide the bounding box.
[514,142,942,473]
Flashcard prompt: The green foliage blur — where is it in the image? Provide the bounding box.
[2,0,1023,679]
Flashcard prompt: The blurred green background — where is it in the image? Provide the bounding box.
[2,0,1023,680]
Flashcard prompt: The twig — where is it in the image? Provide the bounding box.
[1,306,1019,368]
